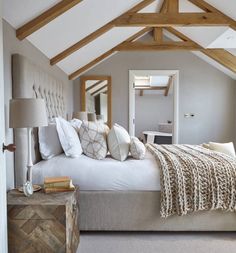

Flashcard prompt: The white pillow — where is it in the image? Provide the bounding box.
[108,124,130,161]
[130,137,146,160]
[209,142,236,158]
[55,117,82,158]
[70,118,82,133]
[79,121,108,160]
[38,123,63,160]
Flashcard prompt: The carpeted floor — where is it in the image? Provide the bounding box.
[77,232,236,253]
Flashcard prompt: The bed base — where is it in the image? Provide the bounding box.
[80,191,236,231]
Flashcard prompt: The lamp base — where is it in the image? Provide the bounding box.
[18,184,42,192]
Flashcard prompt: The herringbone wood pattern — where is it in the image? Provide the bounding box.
[8,188,79,253]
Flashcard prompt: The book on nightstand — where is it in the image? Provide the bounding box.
[44,176,75,193]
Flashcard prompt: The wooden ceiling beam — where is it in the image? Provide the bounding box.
[153,28,163,43]
[16,0,83,40]
[86,80,104,92]
[167,0,179,13]
[188,0,236,31]
[114,13,232,27]
[50,0,155,65]
[140,90,144,96]
[160,0,168,13]
[68,27,151,80]
[116,41,201,51]
[164,76,173,96]
[135,86,167,90]
[166,27,236,73]
[201,49,236,73]
[91,84,108,96]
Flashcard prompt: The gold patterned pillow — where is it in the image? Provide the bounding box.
[79,121,109,160]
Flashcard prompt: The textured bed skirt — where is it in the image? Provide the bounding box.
[80,191,236,231]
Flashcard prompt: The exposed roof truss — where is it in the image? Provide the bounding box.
[67,0,236,80]
[10,0,236,80]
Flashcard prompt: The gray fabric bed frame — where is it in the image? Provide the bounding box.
[80,191,236,231]
[12,54,236,231]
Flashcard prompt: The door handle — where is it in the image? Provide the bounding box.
[2,143,16,153]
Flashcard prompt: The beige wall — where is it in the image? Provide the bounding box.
[74,50,236,145]
[3,20,73,189]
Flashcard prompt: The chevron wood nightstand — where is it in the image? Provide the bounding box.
[7,187,80,253]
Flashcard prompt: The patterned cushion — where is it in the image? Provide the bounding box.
[130,137,146,160]
[79,121,109,160]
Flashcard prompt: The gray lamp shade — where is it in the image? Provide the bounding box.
[73,111,88,121]
[9,98,48,128]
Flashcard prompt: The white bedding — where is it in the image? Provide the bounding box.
[32,151,161,191]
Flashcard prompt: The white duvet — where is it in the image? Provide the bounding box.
[32,151,161,191]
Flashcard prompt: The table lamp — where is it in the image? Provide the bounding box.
[9,98,48,195]
[88,112,96,122]
[73,111,88,121]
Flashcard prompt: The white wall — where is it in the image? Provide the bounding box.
[74,50,236,145]
[3,20,74,189]
[135,93,174,138]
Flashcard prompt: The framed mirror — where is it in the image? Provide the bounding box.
[80,75,112,127]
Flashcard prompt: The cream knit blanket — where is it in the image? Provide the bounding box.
[146,144,236,218]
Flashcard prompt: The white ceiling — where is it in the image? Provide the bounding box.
[3,0,236,79]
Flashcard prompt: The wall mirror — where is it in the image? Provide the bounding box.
[80,75,112,127]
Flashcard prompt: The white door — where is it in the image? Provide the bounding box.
[0,0,8,252]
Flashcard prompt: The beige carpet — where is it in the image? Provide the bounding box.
[77,232,236,253]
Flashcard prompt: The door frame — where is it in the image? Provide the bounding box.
[129,70,179,144]
[0,0,8,251]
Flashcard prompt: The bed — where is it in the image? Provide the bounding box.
[12,54,236,231]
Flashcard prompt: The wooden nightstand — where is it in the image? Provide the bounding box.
[7,187,80,253]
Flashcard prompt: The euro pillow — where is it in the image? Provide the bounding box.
[108,124,130,161]
[130,137,146,160]
[55,117,82,158]
[79,121,109,160]
[39,123,63,160]
[209,142,236,158]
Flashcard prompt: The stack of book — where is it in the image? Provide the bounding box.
[44,176,75,193]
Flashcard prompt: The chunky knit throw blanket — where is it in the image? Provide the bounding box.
[146,144,236,218]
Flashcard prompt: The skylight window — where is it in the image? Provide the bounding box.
[150,76,170,86]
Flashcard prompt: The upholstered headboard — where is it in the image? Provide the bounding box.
[12,54,67,186]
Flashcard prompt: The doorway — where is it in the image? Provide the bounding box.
[129,70,179,144]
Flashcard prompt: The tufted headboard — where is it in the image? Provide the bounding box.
[12,54,67,186]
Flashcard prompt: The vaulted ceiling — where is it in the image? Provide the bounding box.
[3,0,236,80]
